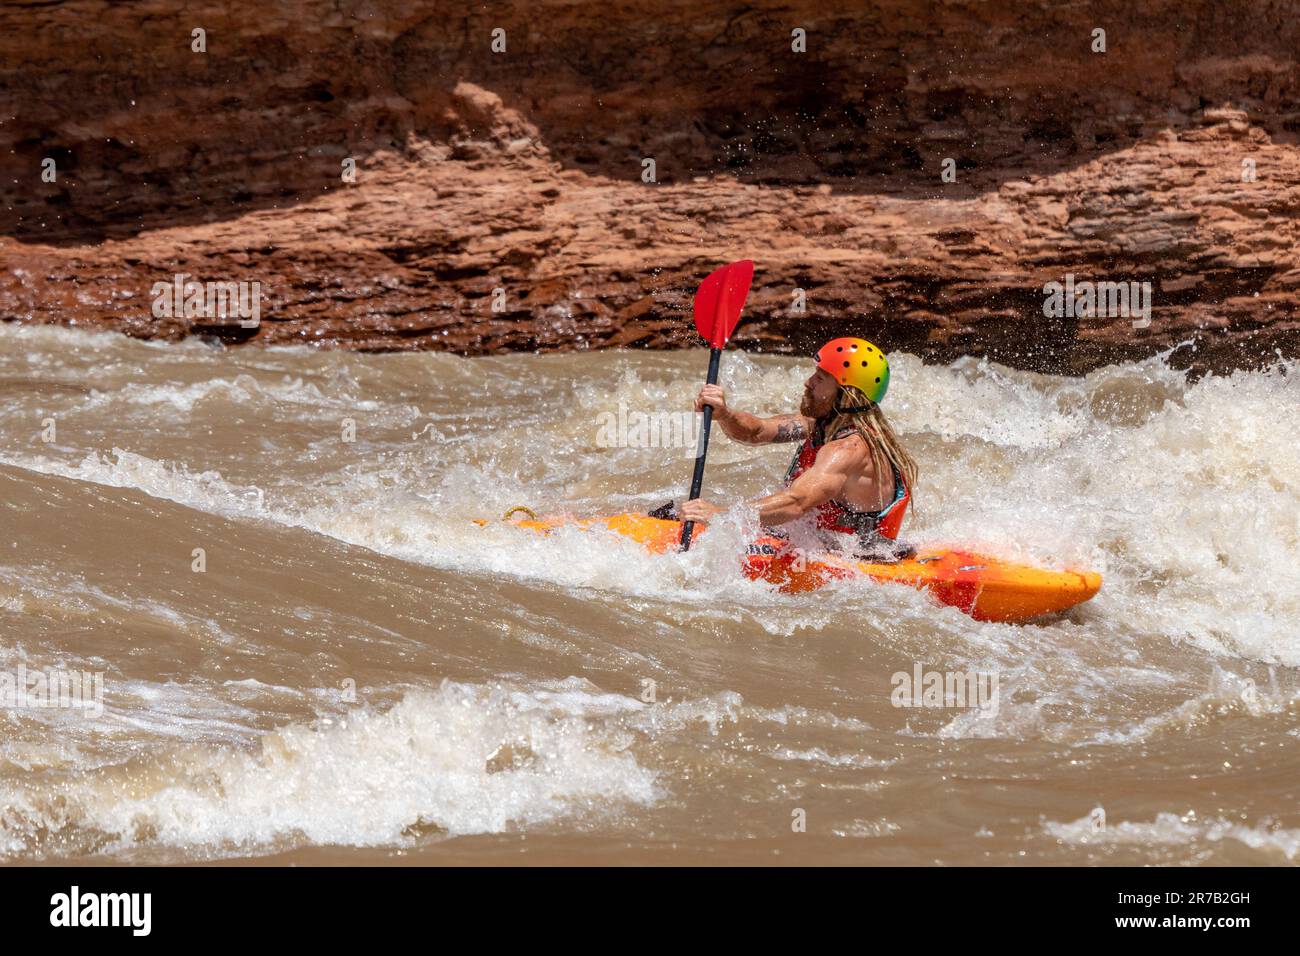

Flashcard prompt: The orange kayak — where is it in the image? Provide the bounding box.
[483,512,1102,623]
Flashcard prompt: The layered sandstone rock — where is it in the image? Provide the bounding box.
[2,0,1298,371]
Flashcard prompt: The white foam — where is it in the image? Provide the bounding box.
[1045,810,1300,861]
[0,681,662,858]
[3,331,1297,671]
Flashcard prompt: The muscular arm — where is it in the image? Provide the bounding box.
[675,432,873,529]
[694,384,810,445]
[716,411,811,445]
[749,436,865,525]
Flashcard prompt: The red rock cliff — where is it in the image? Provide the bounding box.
[2,0,1298,371]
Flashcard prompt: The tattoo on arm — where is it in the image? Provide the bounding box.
[773,418,808,443]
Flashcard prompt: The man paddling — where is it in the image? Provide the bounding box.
[677,338,918,557]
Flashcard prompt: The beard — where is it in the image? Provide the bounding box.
[801,391,833,419]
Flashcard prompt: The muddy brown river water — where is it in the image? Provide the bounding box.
[1,324,1297,864]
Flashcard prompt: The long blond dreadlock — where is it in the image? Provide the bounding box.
[821,385,918,506]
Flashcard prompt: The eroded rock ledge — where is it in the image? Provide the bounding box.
[2,1,1298,372]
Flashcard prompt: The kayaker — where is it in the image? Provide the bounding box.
[676,337,918,557]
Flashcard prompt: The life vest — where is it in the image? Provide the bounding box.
[782,423,911,548]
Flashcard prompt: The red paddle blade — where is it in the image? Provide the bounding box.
[692,260,754,349]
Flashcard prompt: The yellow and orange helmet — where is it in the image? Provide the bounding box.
[814,337,890,404]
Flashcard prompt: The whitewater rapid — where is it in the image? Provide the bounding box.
[1,323,1296,864]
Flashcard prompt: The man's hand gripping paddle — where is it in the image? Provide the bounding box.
[679,260,754,551]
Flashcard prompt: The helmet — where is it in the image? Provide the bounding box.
[814,337,890,404]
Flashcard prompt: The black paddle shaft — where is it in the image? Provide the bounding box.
[680,347,722,551]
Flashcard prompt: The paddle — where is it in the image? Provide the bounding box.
[680,259,754,551]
